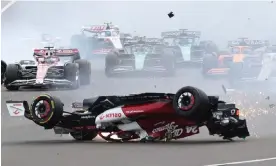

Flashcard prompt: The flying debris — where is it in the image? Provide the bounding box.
[168,12,174,18]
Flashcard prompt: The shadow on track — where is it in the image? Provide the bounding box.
[2,139,246,147]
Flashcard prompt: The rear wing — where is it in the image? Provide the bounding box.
[144,38,163,45]
[179,30,201,38]
[81,23,117,33]
[161,31,180,38]
[228,39,269,48]
[124,38,143,46]
[33,48,79,56]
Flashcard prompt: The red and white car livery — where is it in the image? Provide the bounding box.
[71,23,123,58]
[82,24,123,49]
[4,47,89,90]
[6,86,250,142]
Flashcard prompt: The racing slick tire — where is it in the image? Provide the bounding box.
[202,54,218,77]
[161,53,176,77]
[228,62,244,86]
[30,95,64,129]
[4,64,20,90]
[1,60,7,84]
[173,86,211,122]
[105,53,118,77]
[75,59,91,85]
[64,63,80,89]
[70,131,98,141]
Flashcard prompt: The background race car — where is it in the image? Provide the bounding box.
[120,33,133,45]
[70,23,123,59]
[161,29,217,66]
[4,47,91,90]
[202,39,267,77]
[227,44,276,90]
[227,38,269,50]
[104,38,175,77]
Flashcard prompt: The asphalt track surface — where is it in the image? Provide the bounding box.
[2,68,276,166]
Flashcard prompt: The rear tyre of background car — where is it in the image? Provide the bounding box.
[64,63,80,89]
[173,86,211,122]
[202,55,218,78]
[162,52,176,77]
[105,54,118,77]
[75,59,91,85]
[70,131,98,141]
[30,95,64,129]
[1,60,7,85]
[4,64,20,90]
[228,62,243,87]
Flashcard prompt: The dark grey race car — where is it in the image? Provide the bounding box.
[105,38,175,77]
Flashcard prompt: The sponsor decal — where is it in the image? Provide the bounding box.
[244,40,264,45]
[99,113,122,120]
[185,126,199,134]
[125,110,144,114]
[154,121,165,126]
[10,105,23,115]
[6,102,25,116]
[81,115,95,119]
[152,122,183,137]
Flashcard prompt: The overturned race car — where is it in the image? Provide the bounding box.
[6,86,249,142]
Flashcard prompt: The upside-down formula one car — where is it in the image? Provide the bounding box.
[4,47,91,90]
[70,23,123,59]
[6,86,249,142]
[105,38,175,77]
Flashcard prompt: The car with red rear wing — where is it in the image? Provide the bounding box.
[4,47,91,90]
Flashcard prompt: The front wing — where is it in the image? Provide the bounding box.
[6,78,73,87]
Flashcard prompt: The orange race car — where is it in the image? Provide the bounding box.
[201,39,267,77]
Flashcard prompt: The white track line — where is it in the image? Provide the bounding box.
[204,157,276,166]
[1,0,17,14]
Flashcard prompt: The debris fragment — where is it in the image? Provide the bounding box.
[168,12,174,18]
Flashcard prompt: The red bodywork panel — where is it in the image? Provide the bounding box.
[121,101,199,139]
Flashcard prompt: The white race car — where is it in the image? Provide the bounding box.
[4,47,91,90]
[71,23,123,59]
